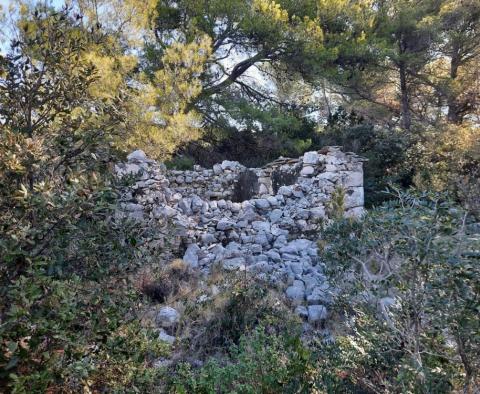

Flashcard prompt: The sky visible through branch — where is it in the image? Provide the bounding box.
[0,0,63,53]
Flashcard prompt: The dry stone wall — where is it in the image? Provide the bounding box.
[164,146,365,213]
[115,147,365,325]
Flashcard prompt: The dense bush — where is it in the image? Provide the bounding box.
[0,7,167,392]
[0,265,169,393]
[174,271,297,360]
[171,326,316,394]
[319,190,480,393]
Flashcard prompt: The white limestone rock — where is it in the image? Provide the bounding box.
[344,187,364,209]
[303,151,320,165]
[300,166,315,177]
[158,329,175,345]
[127,150,148,162]
[286,286,305,304]
[217,219,235,231]
[156,307,180,328]
[278,186,293,196]
[183,244,200,268]
[254,198,270,210]
[223,257,246,271]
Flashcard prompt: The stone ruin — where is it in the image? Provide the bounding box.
[115,147,366,325]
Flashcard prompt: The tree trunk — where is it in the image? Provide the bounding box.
[447,52,462,124]
[399,60,411,130]
[398,37,411,131]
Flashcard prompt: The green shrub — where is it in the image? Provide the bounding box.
[0,7,168,392]
[408,122,480,217]
[171,326,316,394]
[165,156,195,170]
[0,261,170,393]
[319,190,480,393]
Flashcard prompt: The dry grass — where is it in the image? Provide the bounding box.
[136,259,300,364]
[176,272,298,361]
[138,259,200,304]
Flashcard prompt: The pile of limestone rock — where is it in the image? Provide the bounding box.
[115,147,365,325]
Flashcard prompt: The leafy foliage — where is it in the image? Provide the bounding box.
[320,190,480,392]
[171,326,316,394]
[409,123,480,216]
[0,6,166,392]
[0,265,168,393]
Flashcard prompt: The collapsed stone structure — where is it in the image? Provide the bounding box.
[116,147,365,324]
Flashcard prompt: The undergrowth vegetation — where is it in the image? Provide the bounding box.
[319,190,480,393]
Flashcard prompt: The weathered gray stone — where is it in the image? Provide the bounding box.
[178,198,192,215]
[217,219,235,231]
[201,233,217,244]
[289,262,304,275]
[191,195,204,212]
[252,221,271,232]
[270,224,288,237]
[309,206,326,219]
[213,163,223,174]
[248,261,273,274]
[254,199,270,210]
[228,230,240,241]
[303,151,320,165]
[280,239,313,255]
[254,254,269,262]
[269,209,283,223]
[258,184,269,194]
[307,305,327,323]
[123,203,143,212]
[223,257,246,271]
[127,150,148,162]
[156,307,180,328]
[345,206,365,218]
[340,170,363,188]
[278,186,293,196]
[266,196,279,206]
[249,244,263,254]
[153,206,177,219]
[221,160,240,170]
[122,163,142,175]
[158,329,175,344]
[273,235,288,248]
[286,285,305,304]
[211,244,226,262]
[300,166,315,176]
[266,250,281,262]
[282,252,301,261]
[344,187,364,209]
[295,305,309,319]
[307,284,330,305]
[254,232,270,246]
[183,244,200,268]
